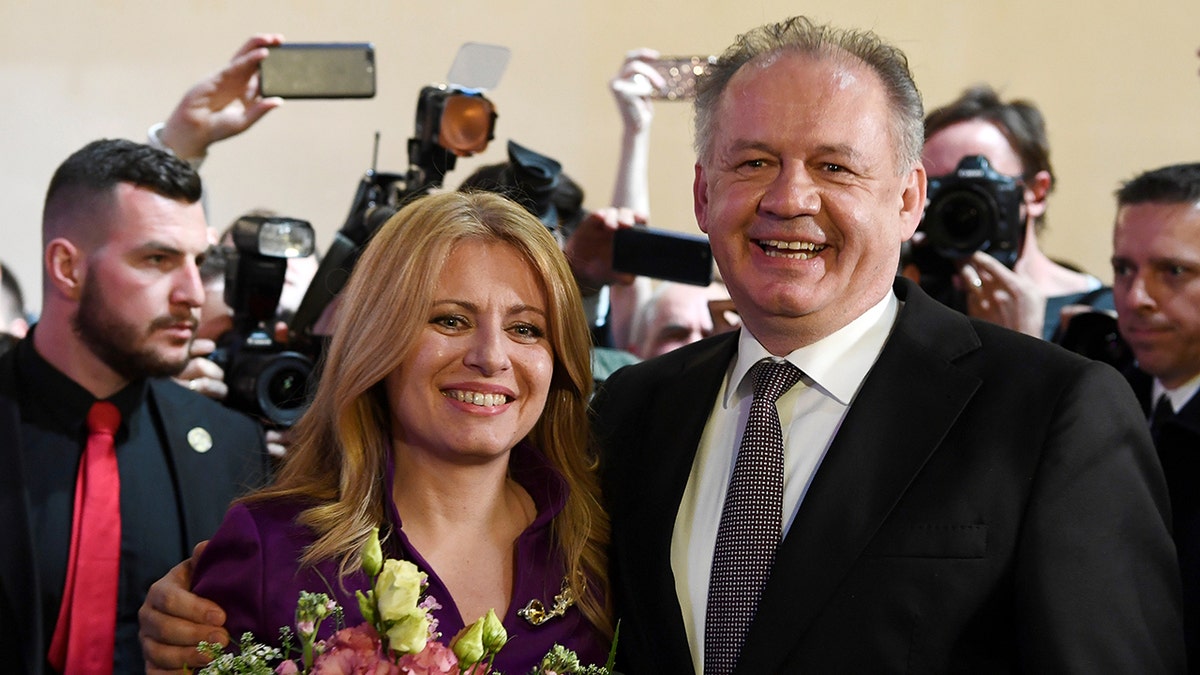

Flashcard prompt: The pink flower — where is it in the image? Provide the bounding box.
[311,624,401,675]
[275,660,300,675]
[395,640,462,675]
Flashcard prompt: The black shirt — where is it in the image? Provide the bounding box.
[14,333,187,674]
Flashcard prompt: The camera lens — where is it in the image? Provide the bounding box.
[266,363,307,411]
[926,189,993,256]
[253,351,313,427]
[227,349,314,427]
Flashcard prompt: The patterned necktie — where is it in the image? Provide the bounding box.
[705,358,803,675]
[1150,394,1174,444]
[48,400,122,675]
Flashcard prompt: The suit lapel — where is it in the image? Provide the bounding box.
[0,351,46,674]
[611,333,738,671]
[0,394,45,674]
[738,280,984,673]
[147,380,215,546]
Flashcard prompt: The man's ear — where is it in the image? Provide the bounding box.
[899,163,928,240]
[1025,170,1052,220]
[45,238,85,301]
[694,163,710,234]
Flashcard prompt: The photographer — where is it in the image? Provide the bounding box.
[915,85,1113,340]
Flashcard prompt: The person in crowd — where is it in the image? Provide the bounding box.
[0,261,30,357]
[0,138,269,675]
[195,242,233,344]
[593,15,1183,673]
[176,191,611,672]
[920,85,1112,340]
[1110,161,1200,668]
[1,260,30,339]
[626,279,732,359]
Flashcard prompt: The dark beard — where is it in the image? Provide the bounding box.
[73,275,192,381]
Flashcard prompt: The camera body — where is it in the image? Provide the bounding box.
[211,216,317,427]
[920,154,1026,269]
[211,330,313,428]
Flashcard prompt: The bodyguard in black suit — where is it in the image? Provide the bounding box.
[1111,162,1200,672]
[0,139,268,674]
[595,17,1184,673]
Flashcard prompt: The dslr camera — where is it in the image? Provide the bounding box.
[920,154,1025,268]
[210,215,317,428]
[907,155,1026,309]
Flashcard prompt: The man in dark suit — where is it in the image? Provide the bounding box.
[1110,162,1200,670]
[593,16,1185,673]
[0,138,269,675]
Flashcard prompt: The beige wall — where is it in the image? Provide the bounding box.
[3,1,1199,315]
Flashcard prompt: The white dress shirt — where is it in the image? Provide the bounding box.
[1152,371,1200,415]
[671,291,901,671]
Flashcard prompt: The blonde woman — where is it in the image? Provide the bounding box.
[189,191,611,671]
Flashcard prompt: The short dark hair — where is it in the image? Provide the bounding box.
[925,84,1054,191]
[1116,162,1200,207]
[694,15,924,172]
[199,243,228,286]
[43,138,202,240]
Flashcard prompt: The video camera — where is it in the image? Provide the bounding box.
[907,154,1026,308]
[210,215,317,427]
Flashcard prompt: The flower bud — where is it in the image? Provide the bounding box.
[480,608,508,654]
[362,526,383,578]
[451,616,486,666]
[355,589,377,627]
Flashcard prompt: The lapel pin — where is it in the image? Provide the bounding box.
[187,426,213,453]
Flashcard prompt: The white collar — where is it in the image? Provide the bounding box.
[725,291,900,408]
[1152,371,1200,413]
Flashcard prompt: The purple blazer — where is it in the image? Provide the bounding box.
[192,441,608,672]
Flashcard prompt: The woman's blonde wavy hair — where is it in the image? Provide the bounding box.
[247,190,611,635]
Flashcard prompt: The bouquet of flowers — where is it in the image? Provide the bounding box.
[196,527,616,675]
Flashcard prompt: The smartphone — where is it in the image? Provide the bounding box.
[259,43,376,99]
[612,227,713,286]
[648,55,717,101]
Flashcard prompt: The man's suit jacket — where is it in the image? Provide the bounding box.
[595,278,1185,673]
[0,344,269,675]
[1129,368,1200,671]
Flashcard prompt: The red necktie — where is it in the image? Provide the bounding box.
[47,400,122,675]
